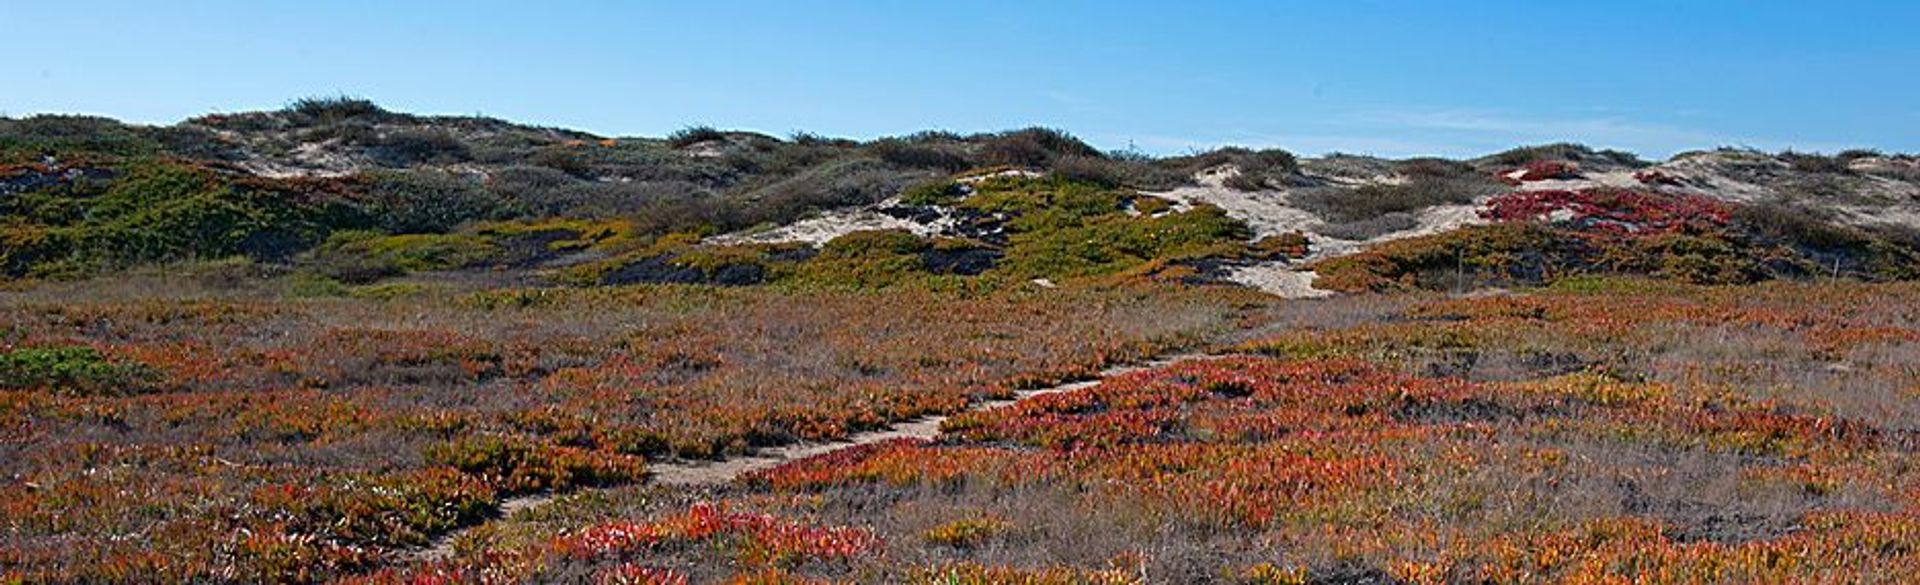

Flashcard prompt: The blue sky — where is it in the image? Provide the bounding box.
[5,1,1916,158]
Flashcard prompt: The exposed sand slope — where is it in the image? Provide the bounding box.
[1147,166,1494,298]
[705,199,956,246]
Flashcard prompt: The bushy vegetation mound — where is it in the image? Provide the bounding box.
[1475,142,1647,171]
[1,160,360,277]
[0,345,157,396]
[1312,188,1920,291]
[575,176,1266,289]
[4,102,1917,295]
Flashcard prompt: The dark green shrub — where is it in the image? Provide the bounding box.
[368,128,471,166]
[729,158,929,227]
[1783,151,1851,174]
[869,138,972,171]
[80,162,331,265]
[978,127,1101,168]
[1046,154,1187,190]
[485,165,580,212]
[998,205,1249,278]
[821,229,929,258]
[0,223,74,276]
[1315,213,1420,241]
[899,180,966,206]
[0,345,157,396]
[359,170,502,233]
[1396,157,1477,178]
[1734,202,1866,250]
[307,230,500,282]
[1215,149,1300,191]
[667,125,728,148]
[528,145,593,176]
[285,96,389,125]
[1835,149,1883,163]
[1301,153,1397,180]
[1293,174,1500,223]
[151,125,245,161]
[1479,143,1646,169]
[796,229,935,287]
[790,132,858,148]
[0,115,161,159]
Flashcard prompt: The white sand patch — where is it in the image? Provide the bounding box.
[1145,167,1317,238]
[1144,166,1503,299]
[1300,200,1491,262]
[957,168,1042,183]
[707,205,952,246]
[1222,265,1332,299]
[1652,156,1783,203]
[1515,169,1644,192]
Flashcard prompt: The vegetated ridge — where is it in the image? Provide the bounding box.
[5,97,1919,296]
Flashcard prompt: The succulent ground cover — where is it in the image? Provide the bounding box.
[6,105,1920,583]
[0,278,1262,582]
[1311,188,1920,292]
[314,279,1920,583]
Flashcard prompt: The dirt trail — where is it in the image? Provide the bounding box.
[413,352,1216,560]
[648,353,1211,485]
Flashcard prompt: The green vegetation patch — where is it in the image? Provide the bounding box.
[1,160,352,277]
[309,230,500,282]
[964,177,1253,279]
[0,345,158,396]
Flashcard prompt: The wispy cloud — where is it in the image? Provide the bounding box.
[1093,131,1462,159]
[1344,108,1723,153]
[1038,89,1112,116]
[1090,106,1859,159]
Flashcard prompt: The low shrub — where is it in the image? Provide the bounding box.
[1314,213,1420,241]
[977,127,1102,168]
[0,345,158,396]
[67,161,339,268]
[424,435,647,495]
[821,229,929,258]
[367,128,470,166]
[1051,155,1187,190]
[1479,143,1645,169]
[308,230,500,282]
[898,179,967,206]
[1220,149,1301,191]
[1783,151,1851,175]
[1310,223,1588,292]
[1294,174,1498,223]
[667,125,728,148]
[792,229,935,287]
[285,96,389,125]
[358,170,503,233]
[923,516,1012,548]
[868,138,972,172]
[727,158,929,228]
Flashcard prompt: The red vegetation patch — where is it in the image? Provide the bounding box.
[1480,188,1734,237]
[1634,169,1685,186]
[553,502,882,566]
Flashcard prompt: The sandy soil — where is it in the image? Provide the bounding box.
[705,204,952,246]
[1150,166,1495,298]
[646,352,1215,485]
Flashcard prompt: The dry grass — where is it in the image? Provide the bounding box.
[348,280,1920,583]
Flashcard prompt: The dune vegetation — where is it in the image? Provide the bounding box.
[4,101,1919,583]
